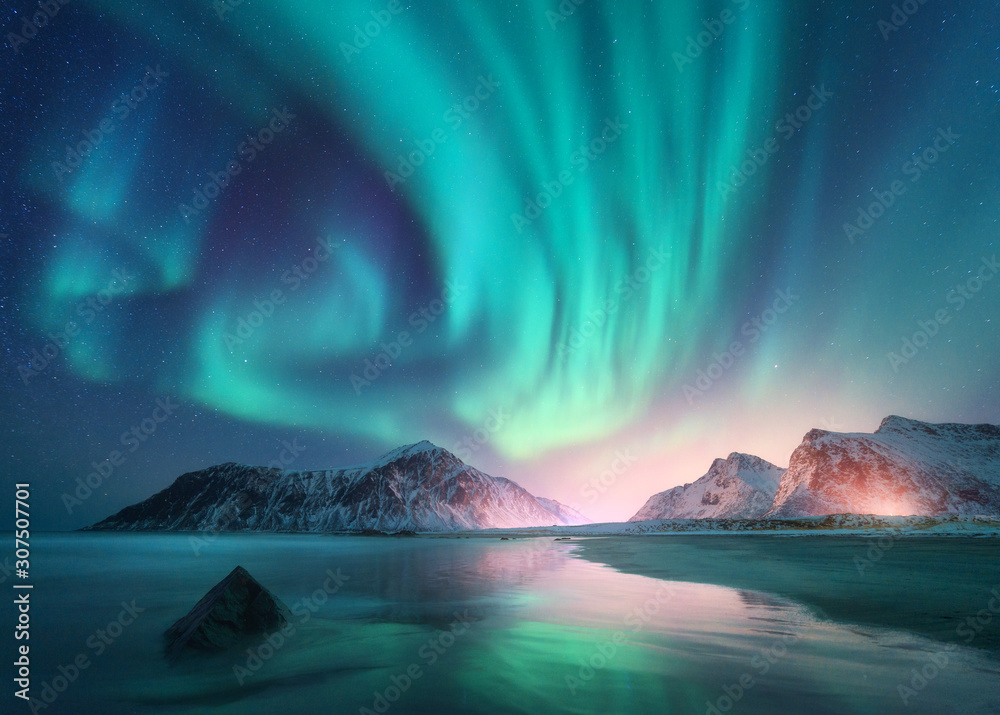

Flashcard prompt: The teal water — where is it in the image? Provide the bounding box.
[10,534,999,714]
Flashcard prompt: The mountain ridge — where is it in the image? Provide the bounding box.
[765,415,1000,517]
[87,441,591,532]
[629,452,785,521]
[630,416,1000,522]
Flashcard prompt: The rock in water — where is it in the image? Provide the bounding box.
[164,566,291,659]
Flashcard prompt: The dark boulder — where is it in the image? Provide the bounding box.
[164,566,291,659]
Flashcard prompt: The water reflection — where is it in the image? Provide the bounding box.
[25,534,1000,715]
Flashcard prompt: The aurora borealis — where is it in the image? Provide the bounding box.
[1,0,998,529]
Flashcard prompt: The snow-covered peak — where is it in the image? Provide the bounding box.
[874,415,1000,441]
[630,453,785,521]
[876,415,921,434]
[712,453,785,494]
[363,440,449,469]
[873,414,964,438]
[88,440,568,533]
[767,416,1000,517]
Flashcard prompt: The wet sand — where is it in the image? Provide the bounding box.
[571,535,1000,655]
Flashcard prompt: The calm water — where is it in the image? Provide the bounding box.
[11,534,1000,714]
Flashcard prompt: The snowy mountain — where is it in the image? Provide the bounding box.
[88,441,584,532]
[535,498,591,526]
[629,453,785,521]
[766,416,1000,517]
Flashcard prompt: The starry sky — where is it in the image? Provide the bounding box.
[2,0,998,530]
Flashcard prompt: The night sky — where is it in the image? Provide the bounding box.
[2,0,998,530]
